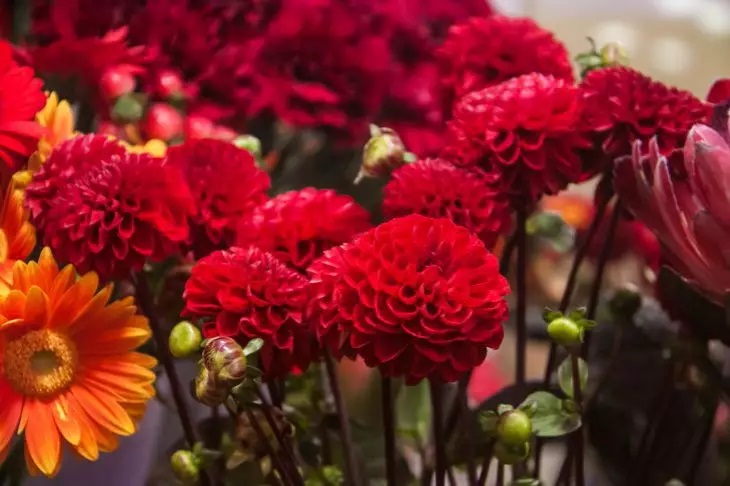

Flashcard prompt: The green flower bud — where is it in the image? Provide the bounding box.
[112,93,145,123]
[170,450,200,485]
[169,320,202,358]
[202,337,247,387]
[194,365,228,406]
[355,125,406,184]
[496,410,532,446]
[493,441,530,465]
[609,285,642,321]
[547,317,582,347]
[600,42,629,67]
[234,135,262,159]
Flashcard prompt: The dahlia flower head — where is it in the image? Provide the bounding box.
[438,16,574,114]
[580,66,710,177]
[183,246,318,379]
[236,188,371,273]
[444,73,590,205]
[614,107,730,303]
[167,138,270,258]
[383,159,511,249]
[308,214,509,384]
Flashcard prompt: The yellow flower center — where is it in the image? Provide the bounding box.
[4,330,78,397]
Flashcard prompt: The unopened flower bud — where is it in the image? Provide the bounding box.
[496,410,532,446]
[169,321,202,358]
[194,365,228,406]
[234,135,262,159]
[202,337,247,387]
[355,125,407,184]
[600,42,629,67]
[112,94,145,123]
[493,441,530,465]
[609,285,642,321]
[547,317,582,347]
[170,450,200,485]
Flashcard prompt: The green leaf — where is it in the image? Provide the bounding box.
[578,319,597,330]
[497,404,514,415]
[511,479,542,486]
[520,391,581,438]
[557,357,588,398]
[568,307,587,321]
[542,307,563,323]
[478,410,499,435]
[395,381,431,445]
[243,338,265,356]
[518,400,538,418]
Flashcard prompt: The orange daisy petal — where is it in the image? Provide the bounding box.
[0,380,23,452]
[47,265,77,305]
[64,391,99,461]
[1,289,26,320]
[24,399,62,477]
[78,325,151,354]
[51,273,101,330]
[51,393,81,446]
[81,371,155,403]
[23,441,41,476]
[37,248,59,281]
[24,286,49,328]
[71,384,135,436]
[69,291,132,335]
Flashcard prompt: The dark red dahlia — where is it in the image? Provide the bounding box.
[25,134,127,231]
[444,73,590,204]
[167,139,270,258]
[30,0,138,42]
[183,246,318,379]
[580,66,710,176]
[438,16,574,113]
[383,159,511,249]
[41,152,196,281]
[308,214,509,384]
[236,188,370,273]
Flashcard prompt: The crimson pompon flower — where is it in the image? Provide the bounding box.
[438,16,573,113]
[39,152,195,281]
[308,214,509,384]
[0,41,45,169]
[167,139,270,258]
[580,66,710,177]
[444,73,590,205]
[25,134,127,231]
[236,188,371,273]
[383,159,511,249]
[183,246,318,378]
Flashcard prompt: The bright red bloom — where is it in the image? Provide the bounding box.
[308,214,509,384]
[438,16,574,113]
[167,139,270,258]
[143,103,183,141]
[0,42,46,169]
[383,159,511,249]
[183,246,318,379]
[25,134,127,231]
[236,188,370,273]
[580,66,710,176]
[444,73,590,204]
[40,152,195,281]
[707,78,730,104]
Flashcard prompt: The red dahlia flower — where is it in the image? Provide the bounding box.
[0,42,45,169]
[183,246,318,378]
[438,16,573,113]
[41,152,195,281]
[580,66,710,176]
[707,78,730,104]
[383,159,511,249]
[308,214,509,384]
[167,139,270,258]
[25,134,127,231]
[236,188,370,273]
[444,73,590,204]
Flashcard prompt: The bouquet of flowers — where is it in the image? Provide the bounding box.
[0,0,728,485]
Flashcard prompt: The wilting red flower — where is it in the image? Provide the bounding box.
[614,120,730,303]
[308,214,509,384]
[183,246,318,378]
[383,159,511,249]
[438,16,573,113]
[445,73,590,204]
[167,139,270,258]
[236,188,370,273]
[707,78,730,104]
[25,134,127,230]
[40,152,195,281]
[0,42,45,169]
[581,66,710,176]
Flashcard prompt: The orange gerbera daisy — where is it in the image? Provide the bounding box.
[0,180,35,297]
[0,248,157,477]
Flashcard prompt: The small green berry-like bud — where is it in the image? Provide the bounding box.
[493,441,530,465]
[355,125,406,184]
[233,134,262,159]
[496,410,532,446]
[547,317,582,347]
[170,450,200,485]
[112,93,145,123]
[169,321,202,358]
[600,42,629,67]
[202,337,247,387]
[194,365,228,406]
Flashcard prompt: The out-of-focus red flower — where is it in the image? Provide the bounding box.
[399,0,494,43]
[0,41,46,170]
[707,78,730,104]
[308,214,509,384]
[438,16,574,113]
[184,115,215,139]
[40,152,195,281]
[25,134,127,230]
[31,0,138,41]
[383,159,512,249]
[167,139,270,258]
[183,246,318,379]
[467,357,506,407]
[151,68,184,99]
[614,120,730,303]
[100,65,137,100]
[143,103,183,141]
[445,73,590,205]
[236,188,371,273]
[580,66,710,177]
